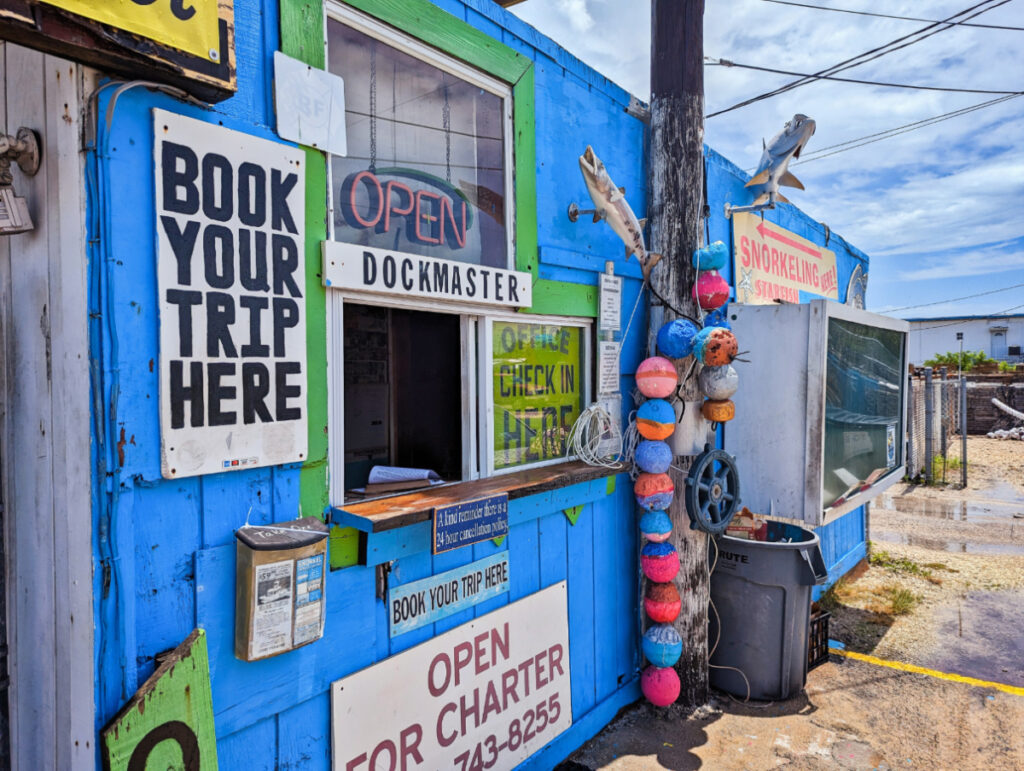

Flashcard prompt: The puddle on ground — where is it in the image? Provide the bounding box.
[870,530,1024,555]
[877,493,1023,522]
[928,590,1024,688]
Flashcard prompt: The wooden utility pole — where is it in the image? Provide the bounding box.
[648,0,708,708]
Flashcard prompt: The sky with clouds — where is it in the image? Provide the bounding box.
[511,0,1024,321]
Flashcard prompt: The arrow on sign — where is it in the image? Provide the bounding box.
[756,222,822,259]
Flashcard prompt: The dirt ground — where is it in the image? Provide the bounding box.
[561,437,1024,770]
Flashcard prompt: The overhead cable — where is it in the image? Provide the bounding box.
[706,0,1011,118]
[707,59,1021,96]
[790,94,1022,165]
[907,303,1024,329]
[887,281,1024,313]
[761,0,1024,31]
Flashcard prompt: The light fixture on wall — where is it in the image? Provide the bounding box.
[0,127,41,235]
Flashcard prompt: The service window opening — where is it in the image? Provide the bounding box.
[343,304,462,493]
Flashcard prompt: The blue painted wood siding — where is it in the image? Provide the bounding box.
[87,0,872,766]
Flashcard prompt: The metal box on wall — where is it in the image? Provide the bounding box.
[723,300,909,526]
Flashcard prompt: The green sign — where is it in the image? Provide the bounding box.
[492,321,584,469]
[103,628,218,771]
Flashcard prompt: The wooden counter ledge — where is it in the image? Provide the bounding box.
[330,461,617,533]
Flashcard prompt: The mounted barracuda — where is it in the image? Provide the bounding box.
[745,113,816,205]
[578,145,662,281]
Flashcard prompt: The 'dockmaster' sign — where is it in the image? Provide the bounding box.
[332,582,571,771]
[322,241,532,308]
[154,109,307,478]
[732,212,838,304]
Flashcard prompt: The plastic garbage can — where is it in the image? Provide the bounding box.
[709,520,829,700]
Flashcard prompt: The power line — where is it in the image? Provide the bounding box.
[887,282,1024,312]
[907,303,1024,329]
[792,95,1022,165]
[706,59,1021,96]
[706,0,1011,118]
[761,0,1024,31]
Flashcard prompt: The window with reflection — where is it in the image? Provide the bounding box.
[822,318,904,508]
[327,17,511,268]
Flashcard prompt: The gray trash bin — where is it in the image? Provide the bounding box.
[709,521,829,701]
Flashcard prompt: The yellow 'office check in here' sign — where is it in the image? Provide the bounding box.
[41,0,221,61]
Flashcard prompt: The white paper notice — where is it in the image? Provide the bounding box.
[252,560,294,659]
[598,273,622,332]
[598,341,620,395]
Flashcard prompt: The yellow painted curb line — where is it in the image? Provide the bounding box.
[829,647,1024,697]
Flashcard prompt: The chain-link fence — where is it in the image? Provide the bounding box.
[905,368,963,483]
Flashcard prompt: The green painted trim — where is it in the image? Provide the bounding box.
[513,66,538,280]
[281,0,325,68]
[340,0,531,83]
[563,505,584,526]
[528,279,598,318]
[329,525,361,570]
[491,535,507,547]
[298,147,331,523]
[606,475,617,495]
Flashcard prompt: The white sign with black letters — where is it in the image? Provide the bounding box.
[322,241,532,308]
[154,109,308,478]
[331,582,571,771]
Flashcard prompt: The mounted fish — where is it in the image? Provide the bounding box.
[578,145,662,280]
[745,114,816,206]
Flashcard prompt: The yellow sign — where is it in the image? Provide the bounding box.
[41,0,220,61]
[732,212,838,304]
[492,321,584,470]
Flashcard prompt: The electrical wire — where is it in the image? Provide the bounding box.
[565,403,626,469]
[906,303,1024,330]
[706,0,1012,117]
[885,281,1024,313]
[790,94,1022,166]
[706,59,1022,96]
[760,0,1024,32]
[705,536,754,703]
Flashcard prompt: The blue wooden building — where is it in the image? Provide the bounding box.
[0,0,872,767]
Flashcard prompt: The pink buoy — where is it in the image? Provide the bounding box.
[692,270,730,311]
[636,357,678,399]
[644,581,681,623]
[641,542,680,582]
[641,665,681,706]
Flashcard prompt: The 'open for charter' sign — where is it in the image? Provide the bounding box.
[331,583,572,771]
[154,109,307,478]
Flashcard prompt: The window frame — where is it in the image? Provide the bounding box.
[328,290,591,504]
[325,2,517,272]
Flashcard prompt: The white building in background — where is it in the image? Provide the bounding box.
[906,313,1024,366]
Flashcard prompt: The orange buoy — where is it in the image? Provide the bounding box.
[701,399,735,423]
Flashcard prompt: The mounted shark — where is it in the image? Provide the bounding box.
[745,114,816,205]
[578,145,662,280]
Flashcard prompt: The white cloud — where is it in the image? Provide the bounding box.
[510,0,1024,309]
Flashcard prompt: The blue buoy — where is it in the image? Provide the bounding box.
[635,439,673,474]
[691,240,728,270]
[639,509,673,542]
[657,319,700,360]
[643,623,683,668]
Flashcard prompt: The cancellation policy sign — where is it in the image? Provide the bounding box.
[732,212,838,304]
[332,582,571,771]
[492,321,584,470]
[154,109,307,478]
